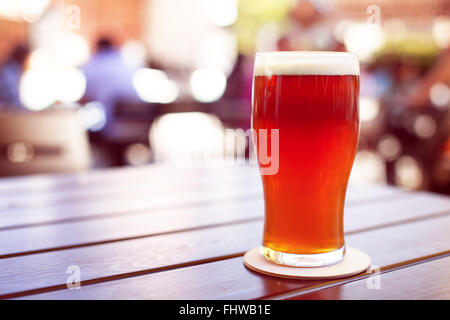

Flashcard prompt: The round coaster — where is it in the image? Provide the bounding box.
[243,247,371,280]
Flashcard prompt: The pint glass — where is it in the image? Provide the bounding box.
[252,52,360,267]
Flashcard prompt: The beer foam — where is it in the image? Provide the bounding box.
[254,51,360,76]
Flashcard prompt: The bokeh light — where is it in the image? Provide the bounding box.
[19,0,50,23]
[121,40,147,68]
[78,102,107,132]
[7,142,34,163]
[132,68,179,104]
[359,97,380,122]
[429,82,450,109]
[349,150,386,185]
[207,0,238,27]
[20,68,86,111]
[395,156,423,189]
[344,23,385,62]
[413,115,437,139]
[150,112,225,164]
[54,33,90,68]
[193,29,237,76]
[124,143,152,166]
[377,135,403,161]
[0,0,51,22]
[190,68,227,103]
[432,16,450,49]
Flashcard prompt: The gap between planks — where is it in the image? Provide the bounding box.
[2,211,450,299]
[264,250,450,300]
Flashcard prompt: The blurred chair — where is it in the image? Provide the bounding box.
[0,109,90,177]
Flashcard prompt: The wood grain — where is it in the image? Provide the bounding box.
[1,191,445,258]
[0,165,260,211]
[0,179,262,229]
[0,164,242,195]
[6,210,450,299]
[0,183,403,231]
[293,255,450,300]
[0,174,401,227]
[1,165,448,300]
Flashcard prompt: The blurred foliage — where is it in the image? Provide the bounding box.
[377,33,440,67]
[236,0,292,54]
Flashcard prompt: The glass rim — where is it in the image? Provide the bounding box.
[254,51,360,76]
[255,50,357,57]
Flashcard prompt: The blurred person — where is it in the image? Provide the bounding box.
[276,0,337,52]
[371,51,450,194]
[0,44,29,109]
[81,37,140,140]
[221,54,254,130]
[402,48,450,194]
[405,47,450,108]
[223,54,253,103]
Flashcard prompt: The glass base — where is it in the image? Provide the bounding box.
[260,245,346,267]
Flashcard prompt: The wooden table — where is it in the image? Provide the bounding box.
[0,164,449,300]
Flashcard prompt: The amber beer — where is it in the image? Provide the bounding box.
[252,52,360,267]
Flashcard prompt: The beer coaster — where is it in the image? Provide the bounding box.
[243,247,371,280]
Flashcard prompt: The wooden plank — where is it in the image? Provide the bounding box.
[0,165,260,210]
[0,221,263,297]
[0,164,174,194]
[0,164,241,194]
[0,163,400,215]
[0,198,263,258]
[0,191,447,258]
[0,178,262,229]
[344,191,450,234]
[12,214,450,299]
[294,255,450,300]
[0,183,402,230]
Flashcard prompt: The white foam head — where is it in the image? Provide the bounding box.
[254,51,360,76]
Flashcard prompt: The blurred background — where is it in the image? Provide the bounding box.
[0,0,448,195]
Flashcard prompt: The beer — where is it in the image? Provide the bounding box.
[252,52,360,266]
